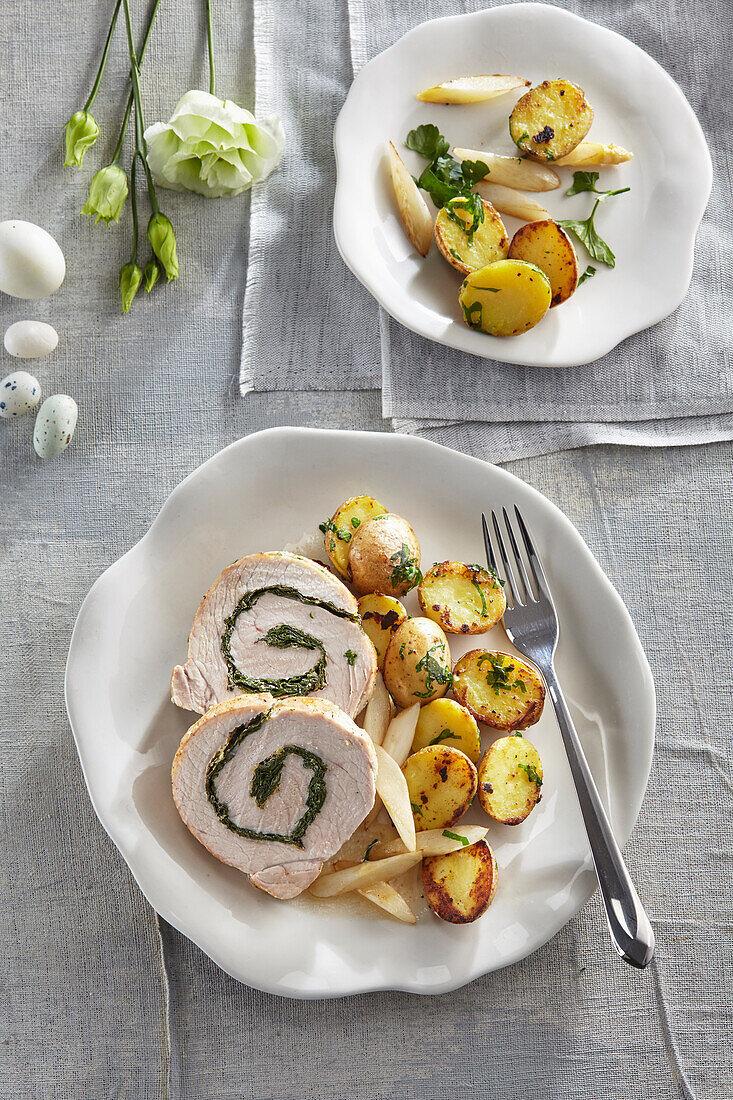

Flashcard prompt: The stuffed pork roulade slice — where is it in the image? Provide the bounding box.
[172,693,378,899]
[171,552,377,718]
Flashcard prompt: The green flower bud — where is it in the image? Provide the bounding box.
[119,262,143,313]
[64,110,99,168]
[147,213,179,282]
[82,165,129,226]
[143,258,161,292]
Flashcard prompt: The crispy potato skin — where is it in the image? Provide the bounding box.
[348,513,421,597]
[412,697,481,764]
[422,839,498,924]
[510,80,593,162]
[459,260,552,337]
[452,649,545,730]
[358,593,408,670]
[323,495,387,578]
[418,560,506,634]
[478,735,543,824]
[383,617,452,708]
[434,199,508,276]
[508,220,579,307]
[403,744,478,831]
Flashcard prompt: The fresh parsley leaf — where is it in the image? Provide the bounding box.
[414,642,453,698]
[442,829,470,846]
[362,838,379,861]
[406,125,489,224]
[518,762,542,786]
[344,649,356,666]
[428,728,461,746]
[461,299,483,329]
[460,159,490,187]
[390,544,423,590]
[405,123,449,160]
[445,192,485,243]
[566,171,631,200]
[578,265,596,286]
[351,517,361,528]
[319,517,352,542]
[559,199,616,268]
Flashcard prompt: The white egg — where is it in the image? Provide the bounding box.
[33,394,78,459]
[0,220,66,299]
[4,320,58,358]
[0,370,42,419]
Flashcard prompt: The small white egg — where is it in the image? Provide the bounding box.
[33,394,78,459]
[0,370,42,419]
[4,320,58,359]
[0,220,66,299]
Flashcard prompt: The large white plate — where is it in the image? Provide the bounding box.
[333,4,711,367]
[65,428,655,998]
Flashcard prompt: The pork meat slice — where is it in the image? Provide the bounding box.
[171,552,376,719]
[171,694,378,899]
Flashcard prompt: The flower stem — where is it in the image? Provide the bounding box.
[129,154,140,262]
[84,0,123,111]
[205,0,216,97]
[111,0,162,164]
[122,0,159,213]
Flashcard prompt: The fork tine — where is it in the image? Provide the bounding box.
[502,507,536,603]
[491,511,522,606]
[514,505,551,602]
[482,512,513,609]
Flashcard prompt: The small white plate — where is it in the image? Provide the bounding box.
[333,4,711,367]
[66,428,655,998]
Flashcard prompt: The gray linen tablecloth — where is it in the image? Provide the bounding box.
[1,1,731,1097]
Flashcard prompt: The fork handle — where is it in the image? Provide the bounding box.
[542,666,655,969]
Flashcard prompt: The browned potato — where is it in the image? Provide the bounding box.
[422,839,498,924]
[383,617,452,708]
[510,80,594,163]
[403,744,477,831]
[412,697,481,764]
[508,220,578,307]
[358,593,408,669]
[321,495,387,578]
[452,649,545,730]
[348,513,421,597]
[418,561,506,634]
[478,735,543,824]
[434,198,508,276]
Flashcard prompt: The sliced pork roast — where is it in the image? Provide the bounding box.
[171,552,377,718]
[172,693,378,899]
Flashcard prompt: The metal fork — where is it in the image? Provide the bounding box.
[482,507,655,969]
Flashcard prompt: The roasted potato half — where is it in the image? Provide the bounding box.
[412,697,481,764]
[403,744,478,831]
[386,141,433,256]
[434,198,509,276]
[422,839,498,924]
[383,617,452,708]
[452,649,545,730]
[358,593,408,669]
[321,495,387,578]
[348,513,421,597]
[459,260,551,337]
[418,561,506,634]
[508,220,579,307]
[510,80,594,162]
[478,735,543,824]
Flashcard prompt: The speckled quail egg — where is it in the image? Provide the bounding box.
[0,370,42,419]
[33,394,78,458]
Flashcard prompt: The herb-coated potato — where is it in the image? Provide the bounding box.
[348,513,421,597]
[383,617,452,708]
[434,198,508,276]
[422,839,498,924]
[418,560,506,634]
[402,744,477,831]
[478,735,543,824]
[358,593,408,669]
[459,260,551,337]
[321,495,387,578]
[508,220,578,307]
[387,141,433,256]
[452,649,545,730]
[509,80,594,163]
[412,697,481,764]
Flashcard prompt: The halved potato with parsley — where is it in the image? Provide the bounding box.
[321,495,387,578]
[434,197,509,276]
[508,220,578,307]
[348,512,421,597]
[412,697,481,764]
[358,593,408,669]
[422,839,498,924]
[452,649,545,730]
[478,735,543,824]
[383,617,452,708]
[402,744,477,831]
[418,561,506,634]
[459,260,551,337]
[510,80,594,163]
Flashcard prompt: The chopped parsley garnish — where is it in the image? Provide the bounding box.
[344,649,356,666]
[461,299,483,329]
[351,517,361,528]
[428,728,461,746]
[518,762,542,786]
[445,192,485,244]
[449,246,463,262]
[362,838,379,861]
[558,174,630,269]
[390,544,423,590]
[399,641,407,659]
[410,801,424,817]
[471,574,488,615]
[414,643,453,698]
[319,517,351,542]
[578,265,596,286]
[476,653,524,694]
[405,123,489,230]
[442,829,470,846]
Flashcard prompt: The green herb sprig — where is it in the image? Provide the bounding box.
[405,123,489,239]
[558,171,631,269]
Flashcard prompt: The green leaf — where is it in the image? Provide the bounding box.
[577,265,596,286]
[460,159,490,187]
[559,200,616,268]
[442,829,470,846]
[518,762,542,786]
[565,170,600,196]
[405,124,449,160]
